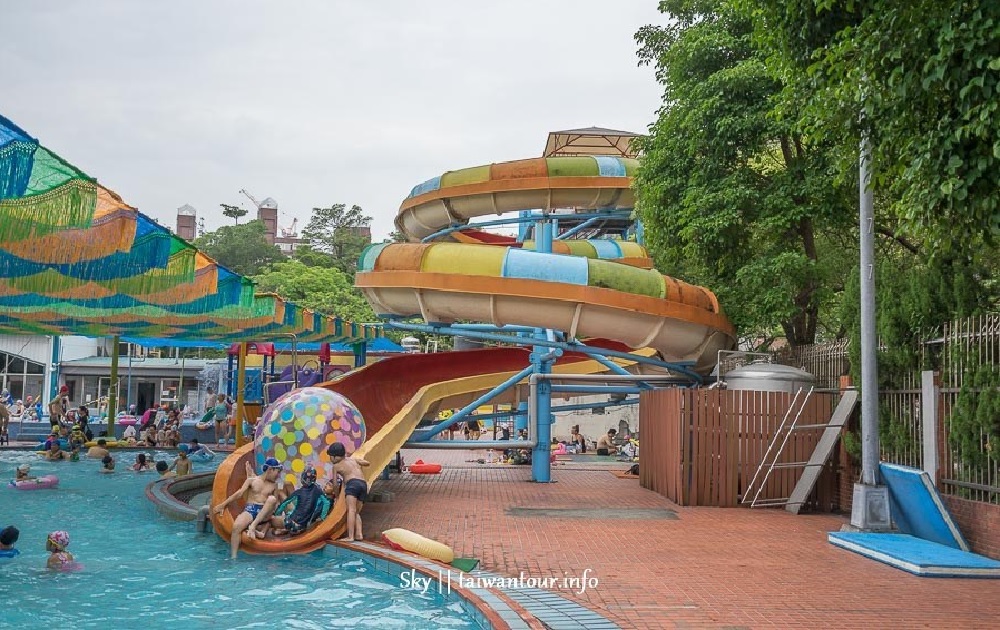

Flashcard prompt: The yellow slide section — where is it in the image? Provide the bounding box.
[211,345,653,553]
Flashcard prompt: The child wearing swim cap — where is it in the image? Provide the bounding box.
[46,531,77,570]
[15,464,35,482]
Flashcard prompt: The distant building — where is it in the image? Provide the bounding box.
[176,204,198,240]
[256,197,309,254]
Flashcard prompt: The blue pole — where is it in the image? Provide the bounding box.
[409,364,536,441]
[49,336,61,400]
[461,398,639,422]
[550,385,645,395]
[556,216,601,240]
[353,342,367,368]
[226,354,235,399]
[518,210,533,242]
[573,345,652,387]
[532,348,553,482]
[515,401,528,432]
[385,320,702,382]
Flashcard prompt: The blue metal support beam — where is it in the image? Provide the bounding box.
[550,385,644,395]
[556,216,601,240]
[386,320,702,382]
[407,364,537,442]
[419,211,633,244]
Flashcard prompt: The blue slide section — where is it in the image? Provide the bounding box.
[829,533,1000,578]
[879,462,968,551]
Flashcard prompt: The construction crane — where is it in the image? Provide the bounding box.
[238,189,261,215]
[240,188,299,237]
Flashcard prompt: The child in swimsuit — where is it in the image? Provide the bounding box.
[15,464,35,482]
[46,530,79,571]
[326,442,369,542]
[99,455,115,473]
[0,525,19,558]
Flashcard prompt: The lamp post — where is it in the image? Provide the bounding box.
[851,131,891,530]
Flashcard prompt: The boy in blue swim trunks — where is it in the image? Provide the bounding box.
[213,457,282,559]
[326,442,369,542]
[251,466,330,538]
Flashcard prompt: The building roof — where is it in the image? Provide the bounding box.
[260,197,278,209]
[61,356,210,369]
[543,127,643,159]
[177,204,197,216]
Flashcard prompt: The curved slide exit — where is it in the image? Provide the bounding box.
[212,154,735,553]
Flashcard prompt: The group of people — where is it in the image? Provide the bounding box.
[0,525,80,570]
[213,442,370,560]
[0,389,44,440]
[567,426,623,456]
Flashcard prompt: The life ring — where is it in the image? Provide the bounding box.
[9,475,59,490]
[382,528,454,563]
[194,422,213,431]
[83,440,123,448]
[37,439,70,450]
[409,460,442,474]
[190,450,214,462]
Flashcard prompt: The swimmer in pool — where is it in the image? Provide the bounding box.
[99,454,115,473]
[45,530,77,570]
[213,457,282,559]
[15,464,35,482]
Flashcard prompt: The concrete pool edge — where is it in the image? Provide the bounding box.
[146,472,215,521]
[338,541,621,630]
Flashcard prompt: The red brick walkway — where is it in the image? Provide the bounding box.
[358,448,1000,629]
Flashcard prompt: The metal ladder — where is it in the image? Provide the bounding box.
[742,386,815,508]
[742,388,859,512]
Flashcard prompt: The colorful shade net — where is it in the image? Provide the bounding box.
[0,114,379,343]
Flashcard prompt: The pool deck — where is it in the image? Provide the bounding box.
[357,447,1000,629]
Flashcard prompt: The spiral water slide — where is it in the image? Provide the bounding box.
[212,155,735,553]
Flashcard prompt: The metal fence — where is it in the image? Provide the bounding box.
[938,314,1000,503]
[775,339,849,390]
[774,316,1000,504]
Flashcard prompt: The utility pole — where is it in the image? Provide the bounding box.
[851,131,891,530]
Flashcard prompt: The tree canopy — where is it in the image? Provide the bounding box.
[253,259,376,324]
[634,0,855,346]
[220,203,248,225]
[301,204,373,276]
[194,219,284,276]
[744,0,1000,255]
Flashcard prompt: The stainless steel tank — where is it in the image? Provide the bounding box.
[724,362,815,393]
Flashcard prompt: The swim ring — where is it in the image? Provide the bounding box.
[9,475,59,490]
[83,440,123,448]
[408,460,442,474]
[382,528,454,563]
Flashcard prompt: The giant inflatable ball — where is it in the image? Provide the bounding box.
[254,387,366,487]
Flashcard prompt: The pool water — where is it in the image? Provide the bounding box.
[0,451,480,629]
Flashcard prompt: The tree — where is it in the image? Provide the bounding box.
[745,0,1000,255]
[254,259,376,324]
[221,203,248,225]
[301,204,373,276]
[634,0,855,346]
[195,220,284,276]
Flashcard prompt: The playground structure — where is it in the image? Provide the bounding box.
[211,133,738,553]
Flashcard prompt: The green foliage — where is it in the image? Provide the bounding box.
[194,220,284,276]
[253,259,375,324]
[840,251,994,386]
[634,0,855,345]
[220,203,248,225]
[746,0,1000,255]
[949,362,1000,470]
[301,204,372,276]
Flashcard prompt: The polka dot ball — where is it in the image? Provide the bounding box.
[254,387,365,488]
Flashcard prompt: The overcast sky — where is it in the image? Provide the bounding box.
[1,1,665,241]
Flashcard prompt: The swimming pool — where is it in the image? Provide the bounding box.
[0,450,482,629]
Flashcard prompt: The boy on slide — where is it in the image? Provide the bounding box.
[326,443,369,542]
[212,457,282,559]
[250,466,328,538]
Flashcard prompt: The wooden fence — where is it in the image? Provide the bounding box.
[640,388,839,508]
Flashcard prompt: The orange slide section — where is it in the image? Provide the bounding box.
[210,341,644,554]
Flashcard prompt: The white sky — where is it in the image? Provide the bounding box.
[0,1,665,241]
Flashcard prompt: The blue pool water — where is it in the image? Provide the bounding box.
[0,451,480,629]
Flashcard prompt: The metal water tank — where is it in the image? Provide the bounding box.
[724,362,815,393]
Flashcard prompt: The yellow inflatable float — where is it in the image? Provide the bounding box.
[381,528,455,563]
[83,440,125,448]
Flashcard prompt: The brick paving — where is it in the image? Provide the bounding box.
[357,447,1000,629]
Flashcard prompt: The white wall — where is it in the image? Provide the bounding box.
[59,336,100,362]
[0,335,53,364]
[550,394,639,446]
